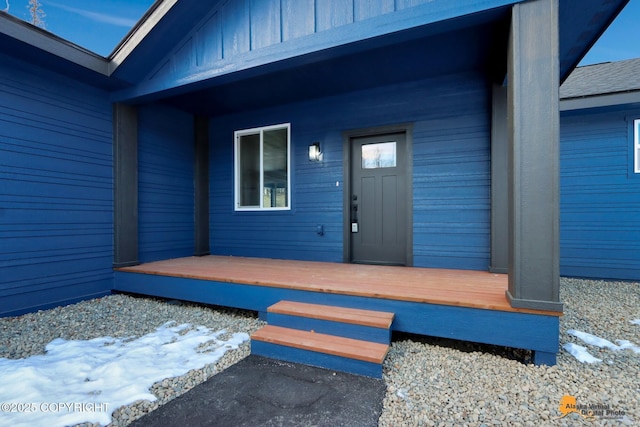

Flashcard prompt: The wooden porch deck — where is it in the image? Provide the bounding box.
[116,255,559,316]
[114,256,561,365]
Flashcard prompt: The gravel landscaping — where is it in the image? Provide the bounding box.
[380,278,640,426]
[0,278,638,426]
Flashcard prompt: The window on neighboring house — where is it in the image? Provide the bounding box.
[635,119,640,173]
[235,123,290,210]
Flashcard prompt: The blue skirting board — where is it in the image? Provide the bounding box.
[251,340,383,378]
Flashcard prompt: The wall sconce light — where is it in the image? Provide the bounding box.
[308,142,322,162]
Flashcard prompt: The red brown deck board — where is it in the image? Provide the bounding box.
[268,301,394,328]
[117,256,561,316]
[251,325,389,364]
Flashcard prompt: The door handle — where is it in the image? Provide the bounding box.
[351,194,359,232]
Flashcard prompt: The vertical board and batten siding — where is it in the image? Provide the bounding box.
[560,108,640,280]
[210,72,491,270]
[137,104,195,263]
[0,54,113,317]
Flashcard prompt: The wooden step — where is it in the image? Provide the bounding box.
[251,325,389,364]
[268,301,394,328]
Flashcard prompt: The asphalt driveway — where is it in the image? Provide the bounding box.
[129,355,386,427]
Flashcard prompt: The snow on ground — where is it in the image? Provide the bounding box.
[0,321,249,427]
[631,319,640,325]
[562,342,602,363]
[564,328,640,363]
[616,340,640,354]
[567,329,621,350]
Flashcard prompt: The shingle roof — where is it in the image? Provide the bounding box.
[560,58,640,99]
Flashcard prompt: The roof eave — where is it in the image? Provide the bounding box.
[558,0,630,84]
[560,90,640,111]
[0,10,109,76]
[108,0,178,73]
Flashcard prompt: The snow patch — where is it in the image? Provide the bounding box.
[0,321,249,427]
[616,340,640,354]
[567,329,620,351]
[562,343,602,363]
[564,328,640,363]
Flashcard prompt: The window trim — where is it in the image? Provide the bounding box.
[234,123,291,211]
[635,118,640,174]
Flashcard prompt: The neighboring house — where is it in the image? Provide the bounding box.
[560,58,640,281]
[0,0,631,365]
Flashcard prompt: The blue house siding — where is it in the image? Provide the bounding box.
[0,54,113,317]
[210,72,490,270]
[413,115,491,270]
[560,107,640,280]
[137,104,195,263]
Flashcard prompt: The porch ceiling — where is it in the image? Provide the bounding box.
[163,15,510,117]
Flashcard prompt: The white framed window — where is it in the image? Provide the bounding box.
[635,119,640,174]
[234,123,291,210]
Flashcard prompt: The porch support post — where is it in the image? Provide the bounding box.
[194,115,210,256]
[506,0,563,312]
[113,103,139,268]
[490,84,508,274]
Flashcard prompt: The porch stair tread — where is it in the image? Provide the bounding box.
[251,325,389,364]
[268,300,394,328]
